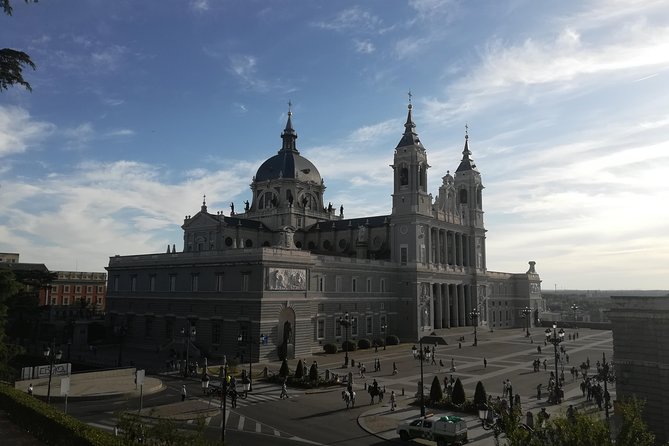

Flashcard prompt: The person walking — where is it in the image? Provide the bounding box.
[280,379,288,399]
[27,383,33,396]
[390,390,396,411]
[230,388,238,408]
[484,358,487,368]
[392,362,398,375]
[450,358,456,372]
[181,384,187,401]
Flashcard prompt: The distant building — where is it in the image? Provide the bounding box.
[608,295,669,444]
[106,103,543,362]
[41,271,107,313]
[0,252,20,263]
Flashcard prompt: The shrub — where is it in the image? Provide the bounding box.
[308,362,319,382]
[430,375,444,402]
[294,360,304,379]
[279,359,290,378]
[342,340,357,352]
[357,338,371,349]
[385,335,400,346]
[452,378,466,405]
[473,381,487,409]
[323,343,338,354]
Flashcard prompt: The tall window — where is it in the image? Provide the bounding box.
[149,275,156,292]
[212,322,221,345]
[400,246,408,265]
[352,278,357,292]
[335,317,342,337]
[317,318,325,339]
[241,273,250,291]
[145,316,153,337]
[366,316,373,335]
[216,274,224,292]
[112,277,118,292]
[63,296,69,305]
[351,317,358,336]
[191,274,199,292]
[318,276,324,292]
[336,276,343,292]
[380,315,387,332]
[366,278,372,292]
[380,279,386,293]
[169,275,177,292]
[130,276,137,292]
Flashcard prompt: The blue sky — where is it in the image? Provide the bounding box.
[1,0,668,290]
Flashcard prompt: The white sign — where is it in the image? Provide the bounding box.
[60,377,70,396]
[136,369,145,386]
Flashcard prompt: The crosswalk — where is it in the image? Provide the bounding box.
[87,381,304,437]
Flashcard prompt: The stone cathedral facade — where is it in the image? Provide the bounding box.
[105,103,543,362]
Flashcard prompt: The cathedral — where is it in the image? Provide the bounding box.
[105,101,543,362]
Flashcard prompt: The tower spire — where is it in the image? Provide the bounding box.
[456,124,478,173]
[280,100,298,153]
[396,91,422,149]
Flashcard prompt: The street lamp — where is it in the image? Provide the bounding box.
[521,306,532,337]
[596,352,615,420]
[469,309,480,346]
[380,321,387,350]
[43,340,62,404]
[570,304,579,322]
[545,323,565,404]
[339,312,352,367]
[181,322,196,377]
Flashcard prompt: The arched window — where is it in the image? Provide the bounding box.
[459,189,468,204]
[399,166,409,186]
[477,186,483,209]
[245,239,253,248]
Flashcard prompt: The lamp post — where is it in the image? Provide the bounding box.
[339,312,351,367]
[545,323,565,404]
[220,356,228,443]
[181,322,196,377]
[469,309,480,346]
[570,304,579,322]
[596,352,615,420]
[380,321,387,350]
[43,340,62,404]
[521,306,532,337]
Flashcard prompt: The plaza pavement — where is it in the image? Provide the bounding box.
[6,326,614,445]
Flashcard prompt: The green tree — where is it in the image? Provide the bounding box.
[0,269,20,380]
[429,375,443,402]
[279,358,290,377]
[473,381,487,408]
[2,1,37,92]
[294,359,304,379]
[504,399,656,446]
[308,361,318,382]
[451,377,465,405]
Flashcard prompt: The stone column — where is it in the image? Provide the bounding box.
[443,283,451,328]
[434,283,442,329]
[457,233,464,266]
[451,284,459,327]
[458,284,466,327]
[434,229,440,265]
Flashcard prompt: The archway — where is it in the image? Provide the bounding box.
[278,306,296,360]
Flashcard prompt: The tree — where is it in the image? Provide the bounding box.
[429,375,443,402]
[294,359,304,379]
[308,361,318,382]
[451,377,465,405]
[279,358,290,378]
[0,269,21,380]
[473,381,487,408]
[1,0,37,92]
[504,399,656,446]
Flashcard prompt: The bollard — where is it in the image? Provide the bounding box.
[364,382,367,390]
[383,385,386,393]
[263,366,268,378]
[402,388,405,396]
[351,359,355,368]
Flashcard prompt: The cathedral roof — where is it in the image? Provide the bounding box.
[254,106,322,184]
[455,129,479,173]
[396,102,424,149]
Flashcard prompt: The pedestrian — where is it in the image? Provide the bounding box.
[537,408,550,427]
[536,383,542,400]
[27,383,33,396]
[450,358,456,372]
[280,379,288,399]
[392,362,398,375]
[431,353,437,365]
[458,341,462,349]
[231,389,238,408]
[181,384,187,401]
[526,411,534,429]
[567,404,575,422]
[484,358,487,368]
[543,359,547,371]
[390,390,396,411]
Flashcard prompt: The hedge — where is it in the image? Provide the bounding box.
[385,335,400,346]
[357,338,371,349]
[0,384,119,446]
[323,343,338,354]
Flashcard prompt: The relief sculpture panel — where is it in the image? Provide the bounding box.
[268,267,306,291]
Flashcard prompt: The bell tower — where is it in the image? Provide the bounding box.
[391,97,432,216]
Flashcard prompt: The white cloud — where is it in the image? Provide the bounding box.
[0,106,55,158]
[190,0,210,12]
[106,129,135,137]
[313,6,386,33]
[63,122,94,147]
[408,0,459,20]
[91,44,127,71]
[355,40,375,54]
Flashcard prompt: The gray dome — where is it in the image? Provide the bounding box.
[255,151,322,183]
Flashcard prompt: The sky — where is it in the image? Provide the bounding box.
[1,0,668,290]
